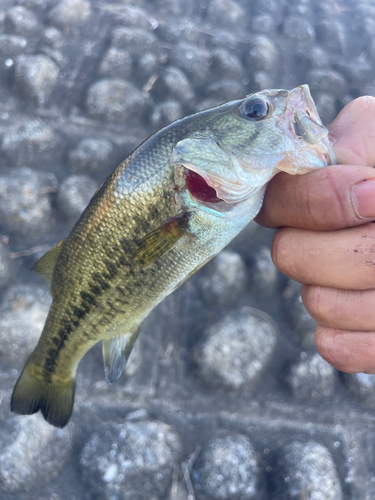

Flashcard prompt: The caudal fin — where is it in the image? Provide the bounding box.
[11,360,75,428]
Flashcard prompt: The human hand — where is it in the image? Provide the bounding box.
[255,96,375,373]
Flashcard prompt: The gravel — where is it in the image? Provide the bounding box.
[282,279,316,345]
[57,174,98,224]
[153,66,195,106]
[86,78,146,123]
[14,54,59,105]
[279,441,343,500]
[0,34,27,57]
[0,284,51,364]
[98,47,133,80]
[192,433,259,499]
[342,373,375,407]
[4,6,39,37]
[80,420,182,500]
[0,413,72,493]
[0,167,57,238]
[2,119,61,168]
[0,241,15,290]
[193,307,277,390]
[68,137,114,174]
[47,0,92,29]
[197,250,247,307]
[246,35,278,73]
[250,246,279,297]
[284,351,336,402]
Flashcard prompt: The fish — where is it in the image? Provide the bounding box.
[10,85,336,428]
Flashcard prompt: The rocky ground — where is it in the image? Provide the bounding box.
[0,0,375,499]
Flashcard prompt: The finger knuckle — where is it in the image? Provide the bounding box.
[271,227,291,275]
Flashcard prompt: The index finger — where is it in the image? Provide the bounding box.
[255,96,375,230]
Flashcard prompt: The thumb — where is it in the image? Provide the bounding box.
[329,95,375,167]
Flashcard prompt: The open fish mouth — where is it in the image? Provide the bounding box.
[182,162,263,205]
[275,85,336,171]
[175,165,240,212]
[173,85,336,211]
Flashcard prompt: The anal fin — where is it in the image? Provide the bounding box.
[102,327,141,383]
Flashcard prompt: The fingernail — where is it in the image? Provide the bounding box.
[352,179,375,219]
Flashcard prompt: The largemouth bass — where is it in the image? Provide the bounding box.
[11,85,335,427]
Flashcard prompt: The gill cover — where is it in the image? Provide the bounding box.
[171,130,275,205]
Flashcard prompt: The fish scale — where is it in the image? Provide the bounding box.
[11,86,336,427]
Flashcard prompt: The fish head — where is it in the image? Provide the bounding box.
[172,85,335,216]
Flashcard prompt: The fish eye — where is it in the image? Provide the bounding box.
[243,98,269,120]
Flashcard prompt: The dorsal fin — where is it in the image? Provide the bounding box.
[31,239,64,285]
[102,327,141,383]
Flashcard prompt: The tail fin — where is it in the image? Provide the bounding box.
[11,360,75,428]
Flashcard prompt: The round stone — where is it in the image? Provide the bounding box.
[137,51,159,79]
[307,69,347,99]
[192,434,258,499]
[282,279,316,344]
[210,48,244,81]
[193,307,277,390]
[151,100,183,128]
[0,167,57,238]
[0,284,51,364]
[0,34,27,57]
[2,119,60,167]
[15,54,59,105]
[0,413,72,493]
[4,6,39,37]
[285,352,336,402]
[171,42,211,85]
[306,47,330,69]
[156,66,195,105]
[251,14,275,34]
[251,0,281,17]
[283,16,315,49]
[57,174,98,225]
[197,250,247,307]
[98,47,133,80]
[206,0,245,26]
[68,138,114,174]
[342,373,375,406]
[279,441,343,500]
[86,78,145,123]
[80,420,182,500]
[0,241,15,290]
[246,35,278,72]
[252,70,275,91]
[250,246,279,297]
[316,20,346,54]
[111,27,156,58]
[206,79,245,101]
[38,26,65,64]
[314,92,337,126]
[48,0,91,29]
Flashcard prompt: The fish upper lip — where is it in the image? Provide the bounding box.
[276,85,336,166]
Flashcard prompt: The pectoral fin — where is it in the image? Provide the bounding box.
[102,327,141,383]
[31,239,65,286]
[135,214,190,267]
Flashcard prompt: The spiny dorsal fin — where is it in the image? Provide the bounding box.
[31,239,64,285]
[135,214,190,267]
[102,327,141,383]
